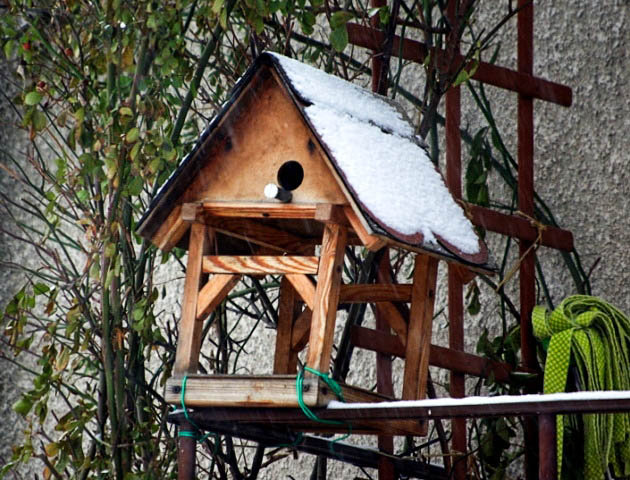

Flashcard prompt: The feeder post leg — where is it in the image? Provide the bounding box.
[375,252,396,480]
[305,223,347,374]
[402,254,438,430]
[539,414,557,480]
[173,223,212,375]
[178,421,197,480]
[274,277,300,374]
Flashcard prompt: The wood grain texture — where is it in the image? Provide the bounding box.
[402,255,438,403]
[165,374,392,408]
[202,255,319,274]
[305,223,347,373]
[199,215,316,253]
[274,278,300,374]
[285,273,316,310]
[179,71,348,206]
[152,205,188,251]
[291,308,312,351]
[173,223,210,374]
[343,206,387,251]
[165,375,322,407]
[201,201,319,219]
[339,284,412,303]
[373,301,408,345]
[350,325,512,382]
[196,274,241,321]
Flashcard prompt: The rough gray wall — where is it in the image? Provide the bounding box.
[0,0,628,477]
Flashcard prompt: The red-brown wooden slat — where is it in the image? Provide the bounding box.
[346,23,572,106]
[446,66,467,479]
[467,204,573,251]
[350,325,512,382]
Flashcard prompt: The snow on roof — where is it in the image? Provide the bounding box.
[270,53,481,256]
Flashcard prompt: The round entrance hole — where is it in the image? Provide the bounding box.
[277,160,304,191]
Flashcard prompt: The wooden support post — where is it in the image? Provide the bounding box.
[305,223,347,374]
[177,421,196,480]
[375,251,396,480]
[538,414,557,480]
[402,255,438,407]
[446,47,467,479]
[518,2,539,479]
[173,223,211,374]
[274,277,301,374]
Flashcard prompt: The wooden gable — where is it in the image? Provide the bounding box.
[143,65,349,252]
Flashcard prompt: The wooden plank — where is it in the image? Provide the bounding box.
[351,325,512,382]
[152,205,189,251]
[402,255,438,405]
[202,255,319,275]
[314,203,350,226]
[196,274,241,321]
[466,204,573,252]
[165,374,393,408]
[305,223,347,376]
[201,215,316,254]
[339,283,412,303]
[343,206,387,251]
[346,23,572,107]
[201,201,318,219]
[285,273,316,310]
[274,278,300,374]
[173,223,210,374]
[291,308,312,351]
[373,301,408,346]
[165,375,323,407]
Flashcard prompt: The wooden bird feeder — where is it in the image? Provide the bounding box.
[137,52,492,436]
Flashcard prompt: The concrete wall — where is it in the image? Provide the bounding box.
[0,0,628,476]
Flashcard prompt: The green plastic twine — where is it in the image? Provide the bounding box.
[179,375,216,444]
[296,366,352,448]
[533,295,630,480]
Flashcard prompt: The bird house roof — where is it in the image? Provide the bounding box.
[137,52,490,268]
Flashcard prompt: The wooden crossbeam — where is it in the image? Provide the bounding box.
[285,274,316,310]
[339,284,412,303]
[196,274,241,321]
[466,204,574,251]
[343,206,387,251]
[201,216,317,254]
[199,201,318,219]
[202,255,319,274]
[152,204,189,251]
[350,325,512,382]
[346,23,572,106]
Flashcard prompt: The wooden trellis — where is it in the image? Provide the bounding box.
[348,1,574,479]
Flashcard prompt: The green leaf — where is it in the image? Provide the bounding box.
[33,283,49,295]
[25,91,42,106]
[127,176,143,196]
[125,127,140,143]
[4,39,15,59]
[32,110,47,132]
[330,11,354,30]
[13,396,34,416]
[212,0,224,13]
[330,26,348,52]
